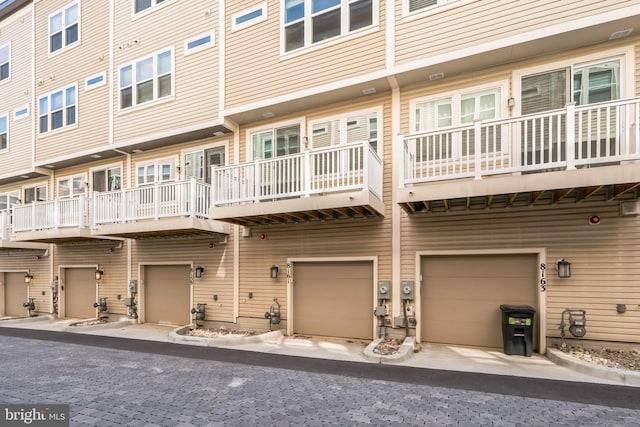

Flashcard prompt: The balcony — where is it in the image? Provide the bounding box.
[399,98,640,212]
[92,178,229,239]
[210,141,385,225]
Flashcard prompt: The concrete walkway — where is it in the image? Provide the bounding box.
[0,315,637,387]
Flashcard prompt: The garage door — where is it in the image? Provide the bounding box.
[5,272,27,317]
[421,254,537,349]
[65,268,97,319]
[294,261,373,340]
[144,265,191,325]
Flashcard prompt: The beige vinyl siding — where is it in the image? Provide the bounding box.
[112,0,219,144]
[131,237,234,322]
[0,254,50,315]
[0,6,33,175]
[395,0,634,65]
[34,0,111,162]
[225,0,386,109]
[402,203,640,344]
[55,240,129,315]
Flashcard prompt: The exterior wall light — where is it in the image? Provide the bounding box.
[24,273,33,284]
[557,259,571,278]
[195,266,205,278]
[270,265,279,279]
[95,269,104,281]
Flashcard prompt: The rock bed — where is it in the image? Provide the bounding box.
[559,344,640,371]
[186,327,258,338]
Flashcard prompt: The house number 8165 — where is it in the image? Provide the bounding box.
[540,263,547,292]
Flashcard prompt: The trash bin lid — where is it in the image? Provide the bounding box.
[500,304,536,314]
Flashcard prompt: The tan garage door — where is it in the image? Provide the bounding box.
[294,261,373,340]
[144,265,191,325]
[5,272,27,317]
[65,268,97,319]
[421,254,537,349]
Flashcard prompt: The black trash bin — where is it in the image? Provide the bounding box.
[499,304,536,357]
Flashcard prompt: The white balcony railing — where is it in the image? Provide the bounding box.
[402,97,640,184]
[0,209,9,240]
[12,196,90,233]
[93,178,211,225]
[211,141,383,207]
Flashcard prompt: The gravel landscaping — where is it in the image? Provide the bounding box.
[559,344,640,371]
[185,326,258,338]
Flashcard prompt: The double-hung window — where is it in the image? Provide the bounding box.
[251,124,301,160]
[136,158,175,186]
[0,114,7,151]
[284,0,375,52]
[58,175,86,198]
[0,43,9,81]
[134,0,166,14]
[119,48,173,109]
[38,84,77,134]
[49,2,79,54]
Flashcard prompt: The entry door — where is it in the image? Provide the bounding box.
[64,268,97,319]
[293,261,373,340]
[421,254,537,349]
[144,265,191,325]
[5,272,27,317]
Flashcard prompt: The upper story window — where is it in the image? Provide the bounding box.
[310,108,380,153]
[14,105,29,120]
[134,0,167,14]
[0,191,19,211]
[406,0,451,13]
[184,32,215,56]
[0,114,7,151]
[38,84,77,134]
[0,43,9,81]
[23,183,47,204]
[92,165,122,192]
[283,0,375,53]
[57,174,86,198]
[85,72,106,91]
[251,124,301,159]
[184,146,226,184]
[136,157,176,185]
[49,2,79,54]
[232,3,267,31]
[119,48,173,109]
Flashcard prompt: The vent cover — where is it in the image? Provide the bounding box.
[610,29,632,40]
[620,200,640,216]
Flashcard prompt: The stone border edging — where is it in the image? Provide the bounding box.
[169,326,284,346]
[363,337,415,364]
[63,317,137,332]
[546,348,640,386]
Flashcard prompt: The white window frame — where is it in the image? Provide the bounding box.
[232,2,268,32]
[135,156,177,186]
[13,105,29,121]
[132,0,175,17]
[48,2,80,56]
[22,182,48,204]
[118,47,174,111]
[0,42,10,83]
[512,47,634,117]
[0,113,7,152]
[308,106,382,155]
[281,0,379,54]
[90,162,123,193]
[247,119,305,160]
[85,71,106,91]
[38,83,78,135]
[184,31,215,56]
[57,174,87,198]
[0,190,20,211]
[181,141,228,183]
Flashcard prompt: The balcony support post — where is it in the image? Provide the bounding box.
[566,102,576,170]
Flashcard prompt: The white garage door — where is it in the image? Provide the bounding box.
[421,254,537,349]
[65,268,97,319]
[5,272,27,317]
[293,261,373,340]
[144,265,191,325]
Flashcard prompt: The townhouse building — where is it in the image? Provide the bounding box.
[1,0,639,354]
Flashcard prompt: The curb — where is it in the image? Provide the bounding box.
[169,326,284,347]
[63,317,137,332]
[0,314,56,323]
[546,348,640,386]
[363,337,415,364]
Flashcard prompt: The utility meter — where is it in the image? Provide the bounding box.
[128,280,138,294]
[401,280,414,300]
[377,281,391,299]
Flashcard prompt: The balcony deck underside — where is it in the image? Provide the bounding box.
[0,240,49,250]
[10,228,117,244]
[211,190,385,226]
[92,217,230,239]
[398,164,640,214]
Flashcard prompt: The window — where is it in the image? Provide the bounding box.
[119,48,173,109]
[283,0,375,52]
[406,0,451,13]
[57,175,86,198]
[184,146,226,184]
[232,3,267,31]
[23,184,47,204]
[251,124,301,159]
[134,0,166,14]
[136,158,175,185]
[310,109,380,152]
[0,192,19,210]
[38,84,77,134]
[573,60,620,106]
[14,105,29,120]
[92,165,122,192]
[49,2,79,54]
[85,72,106,90]
[184,32,214,55]
[0,114,7,151]
[0,43,9,81]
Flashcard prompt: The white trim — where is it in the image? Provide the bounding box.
[286,256,378,338]
[184,31,215,56]
[0,112,7,153]
[13,105,30,120]
[246,116,305,160]
[232,2,267,32]
[47,1,81,58]
[134,155,178,186]
[84,71,106,91]
[402,0,475,20]
[37,82,79,136]
[56,172,87,198]
[0,42,10,84]
[88,161,123,193]
[415,248,547,354]
[21,181,48,204]
[131,0,177,20]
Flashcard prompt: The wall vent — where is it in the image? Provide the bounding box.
[620,200,640,216]
[610,29,632,40]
